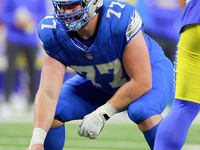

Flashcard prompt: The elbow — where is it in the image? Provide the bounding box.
[142,80,152,95]
[142,72,152,94]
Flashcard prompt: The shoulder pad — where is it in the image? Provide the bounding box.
[37,15,57,47]
[101,0,142,41]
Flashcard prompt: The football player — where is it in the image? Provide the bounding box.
[27,0,174,149]
[154,0,200,149]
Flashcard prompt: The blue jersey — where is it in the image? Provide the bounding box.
[38,0,166,95]
[181,0,200,32]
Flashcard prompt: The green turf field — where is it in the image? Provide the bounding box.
[0,121,200,150]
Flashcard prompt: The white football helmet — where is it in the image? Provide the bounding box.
[51,0,103,31]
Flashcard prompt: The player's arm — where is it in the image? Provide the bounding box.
[28,52,66,149]
[177,0,187,10]
[78,29,152,139]
[107,29,152,111]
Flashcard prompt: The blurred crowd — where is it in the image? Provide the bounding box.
[0,0,181,120]
[0,0,76,120]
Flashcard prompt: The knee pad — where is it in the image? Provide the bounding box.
[128,102,146,124]
[55,101,77,122]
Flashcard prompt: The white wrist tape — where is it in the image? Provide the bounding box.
[30,127,47,146]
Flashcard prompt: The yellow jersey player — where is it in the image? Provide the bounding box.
[154,0,200,149]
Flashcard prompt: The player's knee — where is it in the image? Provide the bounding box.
[155,128,184,149]
[52,119,64,128]
[127,103,145,124]
[55,101,76,122]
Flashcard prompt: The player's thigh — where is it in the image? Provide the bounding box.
[54,75,112,122]
[128,58,174,124]
[176,24,200,103]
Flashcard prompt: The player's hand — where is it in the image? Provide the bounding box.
[27,144,44,150]
[78,103,117,139]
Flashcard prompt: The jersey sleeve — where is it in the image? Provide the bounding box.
[37,15,65,65]
[126,9,143,42]
[109,1,143,59]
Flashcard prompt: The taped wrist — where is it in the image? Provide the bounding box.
[98,103,118,120]
[30,127,47,146]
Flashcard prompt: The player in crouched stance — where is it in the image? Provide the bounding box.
[27,0,174,149]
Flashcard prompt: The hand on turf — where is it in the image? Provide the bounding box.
[78,103,117,139]
[27,144,44,150]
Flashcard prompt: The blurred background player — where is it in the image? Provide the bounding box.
[154,0,200,149]
[132,0,181,64]
[144,0,181,64]
[0,0,47,117]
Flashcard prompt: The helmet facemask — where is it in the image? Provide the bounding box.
[52,0,103,31]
